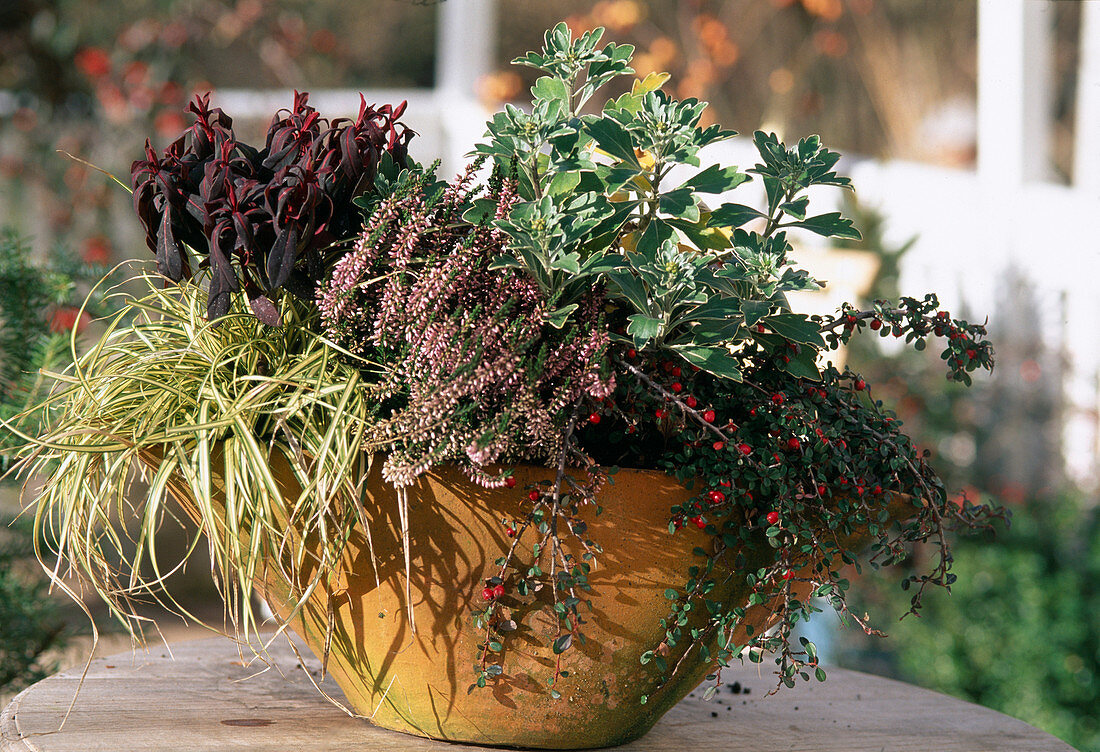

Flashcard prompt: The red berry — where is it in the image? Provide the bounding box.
[966,349,977,359]
[719,480,731,487]
[782,570,794,581]
[854,379,866,391]
[839,477,848,485]
[685,395,698,408]
[627,425,637,434]
[627,348,637,358]
[712,441,726,452]
[662,361,674,373]
[655,409,666,419]
[708,490,726,504]
[588,412,601,424]
[771,393,784,405]
[671,382,683,393]
[673,518,684,530]
[703,410,716,423]
[528,490,540,501]
[873,484,883,495]
[870,318,881,330]
[690,516,706,529]
[749,408,757,416]
[737,443,752,456]
[504,476,517,488]
[786,437,801,450]
[781,355,790,363]
[756,323,766,333]
[492,584,505,598]
[671,366,681,377]
[817,484,827,496]
[482,587,496,601]
[766,511,780,525]
[506,526,516,537]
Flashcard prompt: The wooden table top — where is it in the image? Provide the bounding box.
[1,637,1077,752]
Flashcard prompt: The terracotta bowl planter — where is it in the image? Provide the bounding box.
[164,447,909,749]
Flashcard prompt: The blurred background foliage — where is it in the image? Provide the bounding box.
[1,1,1096,749]
[0,228,111,698]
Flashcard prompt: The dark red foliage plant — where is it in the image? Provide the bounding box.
[131,92,414,324]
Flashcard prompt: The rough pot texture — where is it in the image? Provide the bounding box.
[248,454,811,749]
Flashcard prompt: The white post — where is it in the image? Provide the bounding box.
[436,0,497,99]
[978,0,1027,188]
[1075,1,1100,194]
[434,0,497,175]
[1023,0,1055,182]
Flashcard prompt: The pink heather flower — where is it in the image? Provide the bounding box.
[319,167,613,485]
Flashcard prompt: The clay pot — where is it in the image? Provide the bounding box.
[254,454,822,749]
[159,446,911,749]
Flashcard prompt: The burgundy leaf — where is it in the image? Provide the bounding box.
[266,225,299,290]
[207,232,238,320]
[156,210,184,281]
[248,294,281,326]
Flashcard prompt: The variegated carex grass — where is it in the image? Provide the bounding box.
[17,271,382,646]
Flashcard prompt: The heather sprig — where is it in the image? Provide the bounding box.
[319,164,614,488]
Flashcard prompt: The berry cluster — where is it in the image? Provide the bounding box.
[473,298,1000,695]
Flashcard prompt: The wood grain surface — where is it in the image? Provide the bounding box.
[1,637,1077,752]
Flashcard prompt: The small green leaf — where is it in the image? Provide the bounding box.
[605,270,649,312]
[789,212,862,241]
[486,254,521,271]
[463,197,498,224]
[547,304,579,329]
[681,164,751,194]
[709,202,767,229]
[550,253,581,275]
[546,170,582,198]
[627,313,663,345]
[553,633,573,654]
[740,300,771,326]
[658,188,699,222]
[584,117,639,166]
[765,313,825,347]
[778,196,809,220]
[674,345,743,381]
[780,349,822,380]
[531,75,569,104]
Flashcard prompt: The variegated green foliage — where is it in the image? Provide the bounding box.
[475,22,860,383]
[17,277,379,641]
